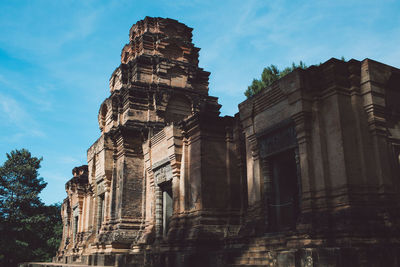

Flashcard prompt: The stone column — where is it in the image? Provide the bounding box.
[155,185,163,239]
[80,198,85,234]
[105,190,110,223]
[179,137,188,212]
[172,176,180,215]
[247,134,262,205]
[78,203,83,244]
[97,194,104,233]
[110,167,117,221]
[88,193,94,232]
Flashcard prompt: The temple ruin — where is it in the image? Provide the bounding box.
[26,17,400,266]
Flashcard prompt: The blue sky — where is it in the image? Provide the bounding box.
[1,0,400,205]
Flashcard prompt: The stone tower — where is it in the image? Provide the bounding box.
[56,17,228,264]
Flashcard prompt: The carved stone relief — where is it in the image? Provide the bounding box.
[152,158,173,185]
[97,181,106,196]
[258,120,297,158]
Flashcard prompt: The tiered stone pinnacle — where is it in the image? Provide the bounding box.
[99,17,220,135]
[109,16,210,94]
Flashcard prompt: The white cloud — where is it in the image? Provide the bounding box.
[0,92,45,138]
[40,170,68,182]
[57,156,81,165]
[0,73,55,112]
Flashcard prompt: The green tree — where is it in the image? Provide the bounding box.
[28,204,63,262]
[245,61,307,98]
[0,149,62,267]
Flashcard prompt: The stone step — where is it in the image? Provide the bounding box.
[239,250,268,256]
[227,265,268,267]
[233,256,267,263]
[233,258,271,265]
[248,246,267,251]
[19,262,113,267]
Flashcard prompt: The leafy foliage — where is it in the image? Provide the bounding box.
[0,149,62,267]
[245,61,307,98]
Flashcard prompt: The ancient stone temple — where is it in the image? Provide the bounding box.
[54,17,241,266]
[24,17,400,267]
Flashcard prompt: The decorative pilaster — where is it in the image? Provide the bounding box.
[291,112,312,202]
[291,111,313,231]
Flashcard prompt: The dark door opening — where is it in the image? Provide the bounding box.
[269,149,299,231]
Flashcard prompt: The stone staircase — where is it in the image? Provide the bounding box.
[228,249,276,266]
[223,236,296,267]
[226,247,279,266]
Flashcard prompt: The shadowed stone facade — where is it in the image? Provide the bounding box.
[21,17,400,267]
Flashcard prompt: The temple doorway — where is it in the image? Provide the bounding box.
[268,149,299,231]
